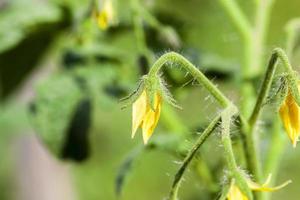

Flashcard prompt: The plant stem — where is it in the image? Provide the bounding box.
[243,3,275,190]
[243,48,299,191]
[262,34,299,200]
[148,52,249,199]
[168,113,221,200]
[217,1,260,186]
[248,51,278,128]
[131,0,188,137]
[249,48,300,128]
[221,106,253,200]
[241,2,274,190]
[148,52,231,108]
[219,1,276,187]
[276,50,300,105]
[238,115,260,178]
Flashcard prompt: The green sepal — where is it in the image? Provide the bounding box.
[158,76,182,110]
[119,76,146,109]
[144,74,160,110]
[265,75,288,109]
[286,71,300,106]
[218,180,231,200]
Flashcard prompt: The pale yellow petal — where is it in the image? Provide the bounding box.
[96,0,114,30]
[280,100,293,142]
[247,174,291,192]
[287,94,300,146]
[97,12,108,30]
[280,91,300,147]
[227,184,248,200]
[132,90,147,138]
[261,174,272,187]
[142,93,162,144]
[249,180,292,192]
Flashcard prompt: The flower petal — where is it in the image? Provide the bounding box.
[227,183,248,200]
[287,93,300,147]
[97,12,109,30]
[95,0,114,30]
[132,90,148,138]
[142,92,162,144]
[247,174,291,192]
[280,91,300,147]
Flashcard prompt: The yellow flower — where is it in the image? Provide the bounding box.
[227,175,291,200]
[279,86,300,147]
[132,90,162,144]
[93,0,115,30]
[227,183,248,200]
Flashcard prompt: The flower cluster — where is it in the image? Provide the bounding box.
[122,49,300,199]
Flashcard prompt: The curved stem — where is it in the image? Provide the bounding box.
[221,106,253,200]
[168,106,252,200]
[148,52,231,108]
[148,49,297,200]
[168,112,221,200]
[277,50,300,105]
[249,48,300,127]
[248,51,278,128]
[240,48,298,187]
[148,52,247,199]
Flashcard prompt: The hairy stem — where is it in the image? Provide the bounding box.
[221,106,253,200]
[248,51,278,128]
[249,48,300,127]
[217,1,259,187]
[219,1,276,189]
[240,48,298,192]
[148,52,231,108]
[168,113,221,200]
[243,4,275,199]
[147,52,248,199]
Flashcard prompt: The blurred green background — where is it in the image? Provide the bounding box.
[1,0,300,199]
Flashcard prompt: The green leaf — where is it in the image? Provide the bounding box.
[0,0,62,53]
[31,74,82,155]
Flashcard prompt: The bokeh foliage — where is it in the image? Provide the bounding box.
[1,0,300,200]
